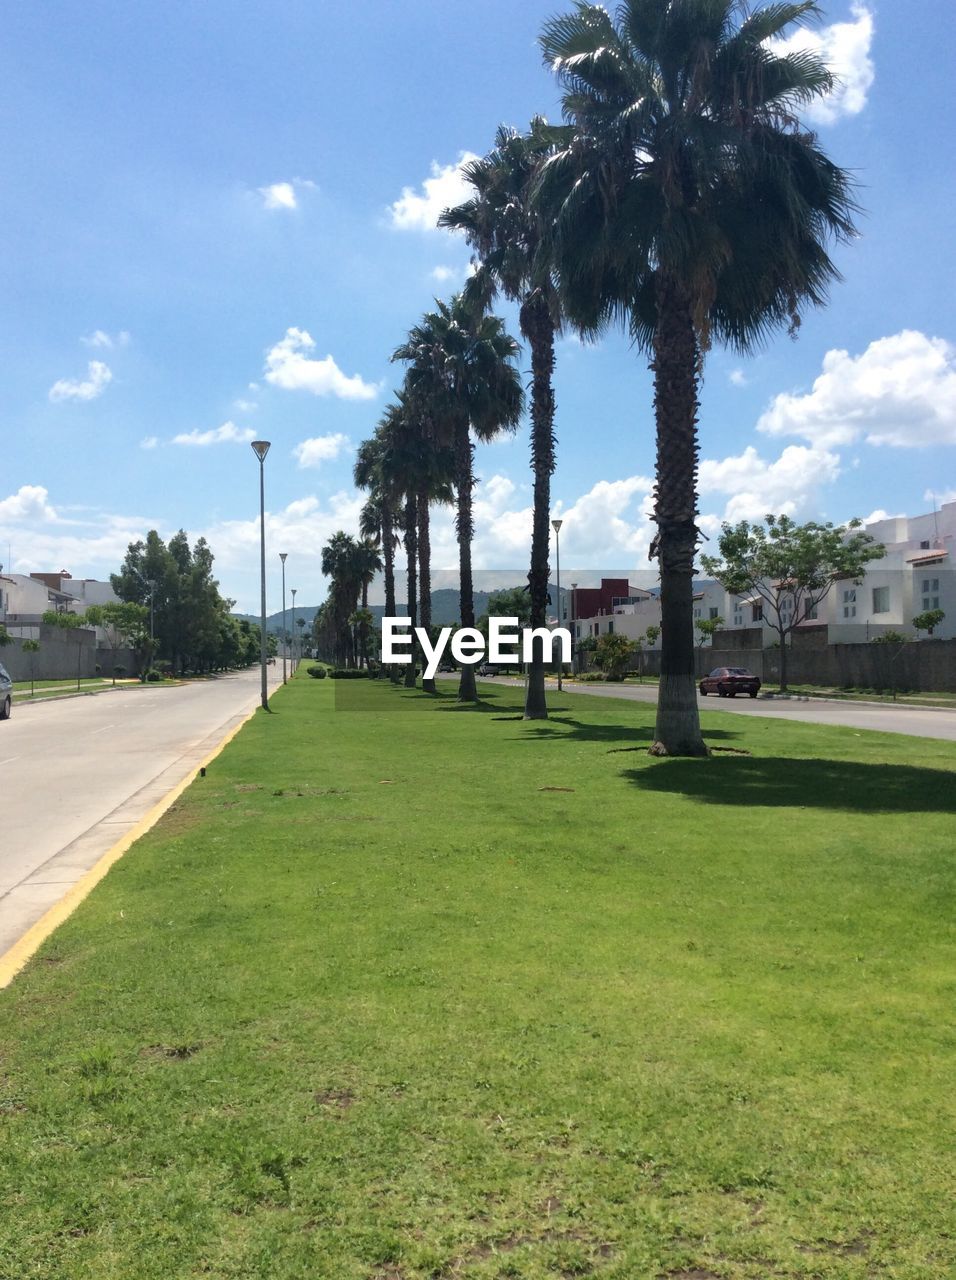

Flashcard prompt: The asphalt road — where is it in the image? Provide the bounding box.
[485,676,956,742]
[0,667,282,958]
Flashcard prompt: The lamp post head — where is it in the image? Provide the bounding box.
[291,588,297,600]
[279,552,287,564]
[552,518,563,535]
[251,440,271,462]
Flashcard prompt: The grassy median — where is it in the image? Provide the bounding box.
[1,675,953,1279]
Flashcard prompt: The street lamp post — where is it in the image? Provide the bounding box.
[552,517,564,691]
[290,588,297,673]
[251,441,271,710]
[279,553,288,684]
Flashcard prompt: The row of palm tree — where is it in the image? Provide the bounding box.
[348,0,857,755]
[314,532,382,668]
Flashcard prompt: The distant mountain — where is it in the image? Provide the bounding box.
[232,585,570,634]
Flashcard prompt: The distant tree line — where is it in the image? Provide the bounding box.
[111,530,268,675]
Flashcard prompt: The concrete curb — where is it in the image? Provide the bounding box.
[0,703,260,990]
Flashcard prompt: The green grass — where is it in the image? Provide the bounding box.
[1,676,953,1279]
[12,677,114,696]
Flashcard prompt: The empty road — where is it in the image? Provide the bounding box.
[0,667,281,959]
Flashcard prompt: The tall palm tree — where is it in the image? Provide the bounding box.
[393,295,524,702]
[538,0,857,755]
[441,119,574,720]
[354,433,399,621]
[353,538,383,667]
[321,530,362,667]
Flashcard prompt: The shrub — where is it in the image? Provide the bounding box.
[145,669,163,682]
[94,663,102,675]
[328,668,371,680]
[307,665,328,679]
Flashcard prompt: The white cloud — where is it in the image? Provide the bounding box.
[264,328,378,400]
[699,444,841,523]
[772,3,875,125]
[172,421,257,447]
[48,360,112,403]
[729,368,748,388]
[292,433,352,469]
[81,329,130,349]
[388,152,480,232]
[233,398,258,412]
[140,436,159,450]
[430,265,465,284]
[257,178,315,211]
[924,488,956,506]
[758,331,956,449]
[0,484,58,524]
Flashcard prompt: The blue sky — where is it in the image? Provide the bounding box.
[2,0,955,612]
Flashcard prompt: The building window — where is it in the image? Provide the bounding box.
[920,540,930,549]
[872,585,890,614]
[921,578,939,594]
[843,588,856,604]
[709,607,719,620]
[843,604,856,619]
[752,604,763,623]
[693,607,701,619]
[923,596,940,611]
[607,620,613,634]
[805,601,818,621]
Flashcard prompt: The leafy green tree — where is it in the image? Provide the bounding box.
[538,0,858,753]
[0,624,13,647]
[22,638,40,694]
[695,616,723,647]
[441,119,572,720]
[112,531,237,673]
[393,294,524,703]
[478,586,533,672]
[702,515,883,690]
[86,602,149,683]
[594,633,635,681]
[912,608,945,637]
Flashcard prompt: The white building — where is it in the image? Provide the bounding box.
[568,501,956,652]
[0,570,121,639]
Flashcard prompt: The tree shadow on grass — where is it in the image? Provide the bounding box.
[506,716,741,746]
[623,756,956,814]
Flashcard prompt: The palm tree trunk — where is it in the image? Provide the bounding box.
[455,419,478,703]
[522,296,556,720]
[404,494,418,688]
[418,486,435,693]
[650,276,708,757]
[381,505,396,678]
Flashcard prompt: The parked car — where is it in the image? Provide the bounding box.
[0,662,12,720]
[699,666,761,698]
[477,663,496,677]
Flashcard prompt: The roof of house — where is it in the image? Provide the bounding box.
[906,550,948,563]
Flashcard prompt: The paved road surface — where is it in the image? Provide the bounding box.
[0,667,281,957]
[486,676,956,743]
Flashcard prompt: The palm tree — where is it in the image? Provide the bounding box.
[353,538,383,666]
[321,531,362,666]
[441,118,572,720]
[538,0,857,755]
[354,433,400,621]
[393,295,524,702]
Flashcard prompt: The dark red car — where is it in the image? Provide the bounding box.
[699,666,761,698]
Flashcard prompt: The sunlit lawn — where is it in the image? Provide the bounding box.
[1,675,953,1278]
